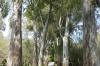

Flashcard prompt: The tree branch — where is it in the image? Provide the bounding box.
[39,10,45,28]
[45,1,52,28]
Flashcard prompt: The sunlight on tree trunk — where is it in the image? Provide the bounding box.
[7,0,22,66]
[63,15,70,66]
[38,26,47,66]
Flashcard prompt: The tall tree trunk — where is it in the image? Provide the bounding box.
[62,15,70,66]
[57,38,62,66]
[33,25,38,66]
[38,22,49,66]
[57,16,63,66]
[82,0,99,66]
[45,49,49,66]
[7,0,22,66]
[30,0,38,66]
[38,2,52,66]
[44,40,51,66]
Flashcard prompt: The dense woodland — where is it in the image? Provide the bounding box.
[0,0,100,66]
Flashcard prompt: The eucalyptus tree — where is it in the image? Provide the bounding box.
[25,0,82,66]
[24,0,39,65]
[25,0,52,66]
[82,0,99,66]
[63,1,81,66]
[51,0,81,66]
[7,0,22,66]
[38,2,52,66]
[45,23,57,65]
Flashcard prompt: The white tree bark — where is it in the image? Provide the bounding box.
[63,15,70,66]
[38,2,52,66]
[56,38,62,66]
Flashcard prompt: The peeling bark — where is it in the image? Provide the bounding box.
[82,0,99,66]
[7,1,22,66]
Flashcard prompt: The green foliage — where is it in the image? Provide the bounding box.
[0,0,9,18]
[98,33,100,55]
[2,59,6,66]
[47,24,56,40]
[12,0,16,2]
[26,24,33,31]
[24,0,54,32]
[24,5,33,20]
[71,0,81,24]
[26,22,33,31]
[69,39,83,66]
[22,39,33,64]
[91,0,100,7]
[9,21,13,28]
[48,40,58,62]
[47,37,83,66]
[0,20,5,28]
[0,32,9,64]
[12,0,23,4]
[23,0,83,66]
